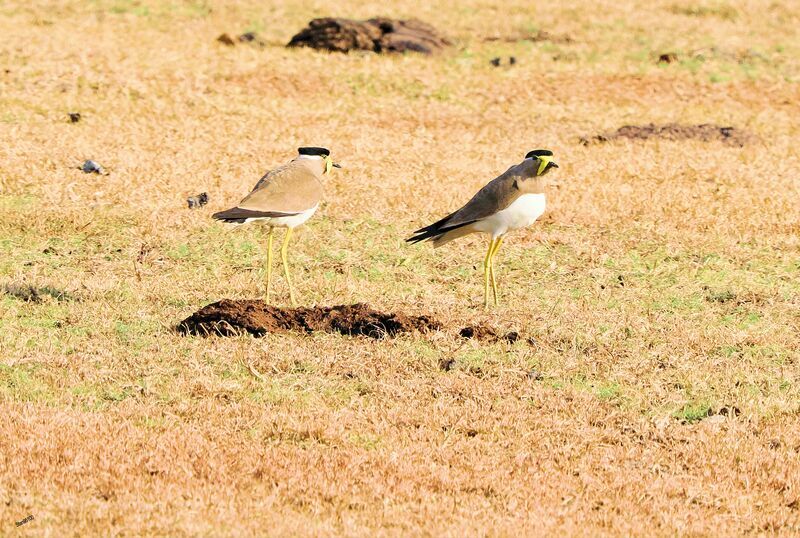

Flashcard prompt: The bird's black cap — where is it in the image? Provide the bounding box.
[525,149,553,159]
[298,147,330,157]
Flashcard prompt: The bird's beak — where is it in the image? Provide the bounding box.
[333,162,342,168]
[550,162,559,168]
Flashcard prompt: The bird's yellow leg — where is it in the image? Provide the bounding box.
[484,237,497,309]
[265,227,274,303]
[280,228,297,307]
[489,236,503,306]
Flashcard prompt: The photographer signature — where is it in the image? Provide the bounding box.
[15,514,34,527]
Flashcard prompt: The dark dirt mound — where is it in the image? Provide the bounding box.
[580,123,752,147]
[287,17,450,55]
[178,300,537,343]
[177,300,442,339]
[3,283,73,303]
[459,324,522,344]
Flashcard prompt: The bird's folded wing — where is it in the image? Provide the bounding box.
[238,161,323,214]
[437,176,521,230]
[438,159,541,230]
[212,207,297,221]
[407,177,518,243]
[407,160,539,243]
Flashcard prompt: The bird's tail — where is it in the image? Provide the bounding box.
[406,211,476,245]
[406,228,442,244]
[406,211,457,244]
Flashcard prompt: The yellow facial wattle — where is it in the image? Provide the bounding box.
[537,156,552,176]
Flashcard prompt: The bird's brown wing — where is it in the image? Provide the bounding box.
[212,160,323,223]
[238,160,323,214]
[407,160,536,243]
[443,175,520,228]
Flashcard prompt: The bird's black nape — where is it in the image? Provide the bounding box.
[298,146,331,157]
[525,149,553,159]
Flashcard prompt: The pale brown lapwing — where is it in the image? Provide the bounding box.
[213,147,341,305]
[407,150,559,308]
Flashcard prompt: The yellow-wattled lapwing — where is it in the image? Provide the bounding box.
[213,147,341,305]
[407,149,559,308]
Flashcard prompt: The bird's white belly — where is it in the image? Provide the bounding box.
[244,204,318,228]
[474,194,546,238]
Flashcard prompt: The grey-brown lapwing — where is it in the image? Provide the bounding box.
[407,150,559,308]
[213,147,341,305]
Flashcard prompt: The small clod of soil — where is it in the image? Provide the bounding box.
[718,405,741,417]
[490,56,517,67]
[80,159,105,174]
[459,324,521,344]
[238,32,266,47]
[287,17,450,55]
[178,300,442,339]
[217,32,265,47]
[217,33,235,46]
[438,357,455,371]
[187,192,208,209]
[580,123,752,147]
[657,52,678,64]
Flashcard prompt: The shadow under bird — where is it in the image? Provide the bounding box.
[407,150,559,308]
[212,147,341,305]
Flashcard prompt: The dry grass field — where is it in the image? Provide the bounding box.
[2,0,800,535]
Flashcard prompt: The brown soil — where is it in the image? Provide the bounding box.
[657,52,678,64]
[458,324,522,344]
[287,18,450,55]
[177,300,443,339]
[216,33,235,46]
[579,123,752,147]
[178,301,533,343]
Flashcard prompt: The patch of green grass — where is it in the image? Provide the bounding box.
[674,401,712,423]
[596,382,622,401]
[178,1,211,18]
[112,318,161,351]
[709,72,731,83]
[320,378,372,406]
[108,0,150,16]
[568,376,625,403]
[715,344,790,364]
[137,415,168,430]
[247,377,314,408]
[96,0,210,19]
[0,364,52,403]
[670,3,738,20]
[70,381,140,409]
[244,18,266,34]
[720,309,763,330]
[678,56,705,74]
[430,85,452,102]
[0,194,38,210]
[456,348,491,375]
[349,433,381,450]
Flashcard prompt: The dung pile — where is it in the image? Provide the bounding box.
[579,123,752,147]
[177,300,442,339]
[287,17,450,55]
